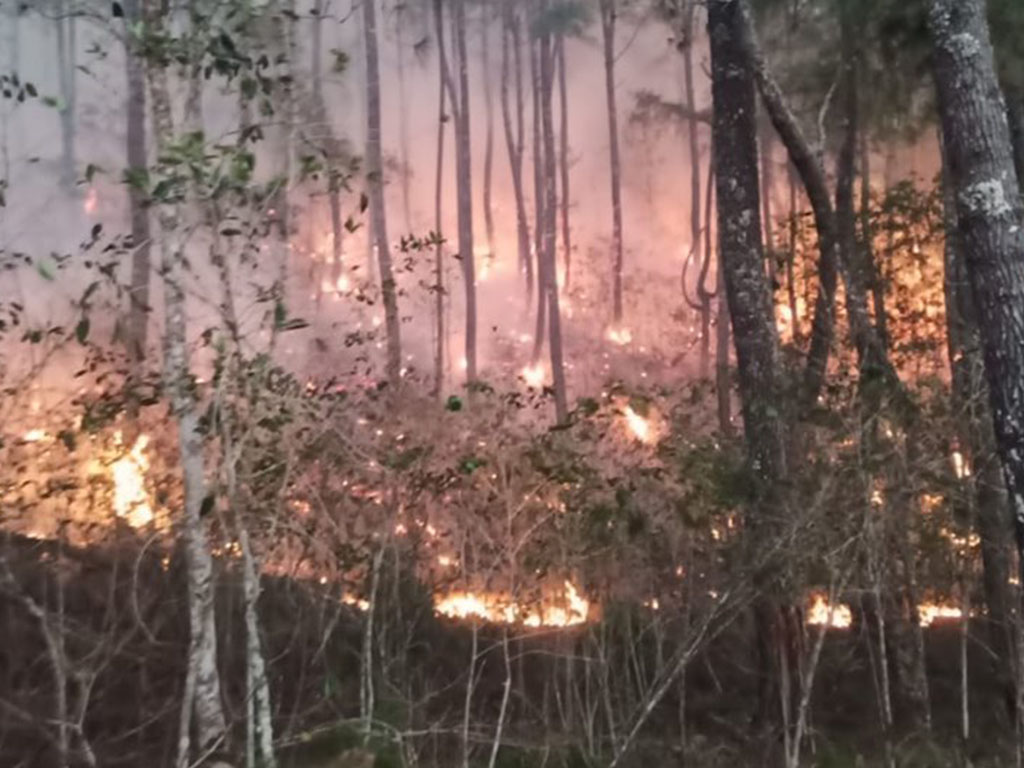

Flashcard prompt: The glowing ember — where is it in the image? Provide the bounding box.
[606,327,633,346]
[343,594,371,611]
[624,406,653,444]
[83,187,98,215]
[806,593,852,629]
[951,450,971,479]
[22,429,48,442]
[918,602,963,627]
[434,580,590,628]
[521,363,546,388]
[321,274,351,294]
[111,432,154,527]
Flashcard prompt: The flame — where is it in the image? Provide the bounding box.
[23,429,48,442]
[806,593,852,629]
[624,406,653,444]
[607,327,633,346]
[521,363,546,388]
[918,602,963,627]
[111,432,154,527]
[83,187,98,215]
[952,450,971,479]
[321,274,351,294]
[434,580,590,628]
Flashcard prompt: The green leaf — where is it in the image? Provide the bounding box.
[445,395,462,412]
[36,261,55,281]
[75,317,90,344]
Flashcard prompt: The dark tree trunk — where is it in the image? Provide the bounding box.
[482,12,496,260]
[396,4,413,232]
[434,5,449,398]
[530,33,547,362]
[930,0,1024,701]
[556,33,572,292]
[1005,90,1024,196]
[941,130,1016,721]
[709,2,788,740]
[737,0,895,404]
[123,0,151,391]
[599,0,625,324]
[364,0,403,387]
[540,24,569,425]
[861,132,888,352]
[786,166,801,345]
[501,5,532,309]
[453,0,477,383]
[760,118,776,284]
[502,6,533,308]
[55,0,76,189]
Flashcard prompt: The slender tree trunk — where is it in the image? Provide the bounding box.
[123,0,151,393]
[709,0,788,751]
[600,0,625,323]
[761,118,776,283]
[556,33,572,292]
[55,0,76,189]
[530,33,547,361]
[364,0,403,387]
[453,0,477,382]
[434,12,448,398]
[929,0,1024,584]
[482,11,496,259]
[540,21,568,424]
[501,5,533,309]
[737,0,895,404]
[143,5,228,759]
[786,166,801,345]
[860,133,888,351]
[239,526,276,768]
[396,4,413,232]
[699,152,715,379]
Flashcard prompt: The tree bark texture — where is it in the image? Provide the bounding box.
[599,0,625,323]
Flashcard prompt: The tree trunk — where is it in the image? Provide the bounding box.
[482,12,496,259]
[761,118,776,283]
[940,112,1017,721]
[396,4,413,232]
[709,0,788,748]
[363,0,403,388]
[123,0,151,394]
[737,0,895,404]
[501,5,533,309]
[142,5,228,760]
[861,132,888,352]
[556,33,572,292]
[1005,90,1024,196]
[600,0,625,324]
[786,166,801,345]
[453,0,477,383]
[929,0,1024,582]
[55,0,76,189]
[433,30,448,399]
[540,20,569,425]
[530,33,547,361]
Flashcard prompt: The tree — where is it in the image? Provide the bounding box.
[364,0,404,387]
[599,0,625,324]
[929,0,1024,608]
[140,3,228,762]
[708,0,787,742]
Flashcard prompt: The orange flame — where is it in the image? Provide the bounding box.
[806,593,852,629]
[111,432,154,527]
[434,580,590,628]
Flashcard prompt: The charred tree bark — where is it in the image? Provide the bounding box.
[709,0,788,743]
[599,0,625,324]
[929,0,1024,582]
[364,0,403,388]
[1006,91,1024,196]
[501,5,533,308]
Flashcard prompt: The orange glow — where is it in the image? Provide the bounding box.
[22,429,48,443]
[606,327,633,346]
[521,363,546,388]
[952,450,971,479]
[434,580,590,628]
[806,593,852,629]
[624,406,654,444]
[111,432,154,527]
[918,602,963,627]
[83,187,98,215]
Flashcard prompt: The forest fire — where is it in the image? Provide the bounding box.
[918,602,964,627]
[623,405,656,444]
[521,363,547,388]
[110,432,154,528]
[433,581,590,628]
[806,593,853,629]
[606,327,633,345]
